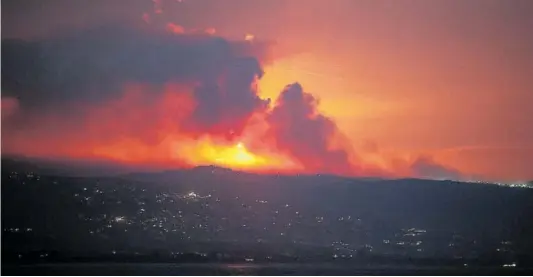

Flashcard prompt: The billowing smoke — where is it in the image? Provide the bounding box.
[183,57,270,139]
[0,23,286,168]
[1,21,463,179]
[1,97,19,120]
[409,156,463,180]
[1,23,273,137]
[266,83,354,175]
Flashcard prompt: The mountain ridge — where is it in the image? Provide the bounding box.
[2,156,530,187]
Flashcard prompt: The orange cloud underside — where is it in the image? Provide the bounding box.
[3,82,303,174]
[0,68,467,179]
[90,136,299,172]
[3,0,533,183]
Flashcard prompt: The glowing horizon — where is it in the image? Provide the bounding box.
[2,0,533,182]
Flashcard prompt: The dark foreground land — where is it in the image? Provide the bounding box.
[3,263,533,276]
[3,158,533,275]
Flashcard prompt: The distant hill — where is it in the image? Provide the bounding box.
[1,156,160,177]
[3,156,533,265]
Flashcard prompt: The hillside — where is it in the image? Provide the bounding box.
[2,157,533,266]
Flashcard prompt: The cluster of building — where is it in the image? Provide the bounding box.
[2,169,526,266]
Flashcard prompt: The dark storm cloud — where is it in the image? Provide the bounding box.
[1,24,275,135]
[266,83,353,174]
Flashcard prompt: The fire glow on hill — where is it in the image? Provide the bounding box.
[0,15,461,180]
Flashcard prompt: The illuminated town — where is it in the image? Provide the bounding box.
[3,165,533,269]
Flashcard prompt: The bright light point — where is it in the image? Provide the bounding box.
[227,142,256,166]
[201,140,268,168]
[172,136,301,172]
[245,34,254,41]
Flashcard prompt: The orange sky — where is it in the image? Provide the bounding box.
[2,0,533,181]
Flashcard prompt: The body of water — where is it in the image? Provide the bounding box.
[2,263,531,276]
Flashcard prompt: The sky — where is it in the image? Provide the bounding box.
[2,0,533,182]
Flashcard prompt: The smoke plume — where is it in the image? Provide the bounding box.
[1,21,463,179]
[266,83,354,175]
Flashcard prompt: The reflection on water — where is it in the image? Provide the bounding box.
[2,263,531,276]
